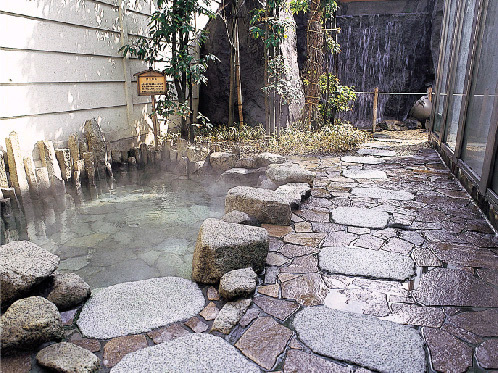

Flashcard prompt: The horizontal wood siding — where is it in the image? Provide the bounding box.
[0,0,153,153]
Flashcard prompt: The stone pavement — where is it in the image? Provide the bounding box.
[4,132,498,372]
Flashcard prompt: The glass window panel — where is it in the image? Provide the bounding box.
[444,0,476,150]
[434,0,459,133]
[461,1,498,177]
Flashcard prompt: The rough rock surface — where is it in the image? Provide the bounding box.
[341,156,385,165]
[423,327,472,373]
[103,335,148,367]
[192,218,268,283]
[221,210,259,226]
[293,306,426,373]
[46,272,91,311]
[225,186,292,225]
[284,349,351,373]
[111,334,260,373]
[266,163,315,185]
[357,148,396,157]
[255,152,286,167]
[219,267,257,300]
[342,169,388,179]
[211,299,251,334]
[0,241,60,304]
[275,183,311,207]
[1,296,63,351]
[476,339,498,369]
[331,207,389,229]
[77,277,205,338]
[36,342,100,373]
[210,152,237,172]
[220,167,265,185]
[319,246,415,280]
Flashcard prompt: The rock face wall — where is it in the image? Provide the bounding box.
[200,0,443,127]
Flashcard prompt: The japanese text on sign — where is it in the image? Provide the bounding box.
[137,75,167,96]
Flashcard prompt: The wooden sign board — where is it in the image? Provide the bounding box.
[135,70,167,96]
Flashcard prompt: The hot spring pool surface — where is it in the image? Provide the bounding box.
[27,170,227,289]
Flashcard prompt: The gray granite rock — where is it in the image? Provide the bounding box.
[255,152,286,167]
[319,246,415,280]
[220,167,265,185]
[221,210,259,226]
[225,186,292,225]
[0,241,60,304]
[423,327,472,373]
[77,277,205,339]
[342,169,388,180]
[341,156,385,165]
[219,267,257,300]
[275,183,311,207]
[357,148,396,157]
[266,163,315,185]
[293,306,425,373]
[192,218,268,284]
[476,339,498,369]
[1,296,63,351]
[211,299,251,334]
[414,268,498,307]
[37,342,100,372]
[331,207,389,229]
[210,152,237,172]
[111,334,260,373]
[351,187,414,201]
[46,272,91,311]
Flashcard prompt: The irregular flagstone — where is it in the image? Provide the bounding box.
[319,246,415,280]
[207,286,220,300]
[294,221,313,232]
[429,242,498,268]
[342,169,387,180]
[411,247,443,267]
[440,323,484,346]
[280,254,319,274]
[185,317,209,333]
[423,327,472,373]
[266,252,289,266]
[293,306,426,373]
[476,340,498,369]
[235,316,293,370]
[324,288,390,317]
[357,148,396,157]
[448,309,498,337]
[71,337,101,353]
[253,295,299,321]
[192,218,268,284]
[323,231,358,247]
[413,268,498,307]
[283,232,327,246]
[382,304,445,327]
[284,349,351,373]
[211,299,251,334]
[111,334,260,373]
[103,335,148,367]
[341,156,385,165]
[225,186,292,225]
[1,240,60,304]
[353,234,385,250]
[351,187,414,201]
[281,273,325,306]
[262,224,293,238]
[331,207,389,229]
[239,307,261,327]
[77,277,205,339]
[257,283,279,298]
[200,302,219,321]
[37,342,100,373]
[278,243,319,258]
[147,323,190,344]
[381,237,414,255]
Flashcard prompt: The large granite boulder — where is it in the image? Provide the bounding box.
[0,241,59,305]
[46,273,91,311]
[221,210,259,226]
[210,152,238,172]
[37,342,100,373]
[1,296,63,352]
[220,167,266,185]
[192,218,268,284]
[219,267,257,300]
[225,186,292,225]
[266,163,315,186]
[275,183,311,208]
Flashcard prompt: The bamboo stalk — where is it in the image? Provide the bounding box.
[372,87,379,133]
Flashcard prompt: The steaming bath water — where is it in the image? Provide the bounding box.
[25,169,227,289]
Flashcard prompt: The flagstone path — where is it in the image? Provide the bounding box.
[4,131,497,372]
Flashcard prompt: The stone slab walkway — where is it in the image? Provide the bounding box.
[5,131,498,372]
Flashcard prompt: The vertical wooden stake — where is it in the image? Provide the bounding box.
[427,87,433,102]
[372,87,379,133]
[151,95,159,150]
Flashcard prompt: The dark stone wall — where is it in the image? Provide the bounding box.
[199,0,443,127]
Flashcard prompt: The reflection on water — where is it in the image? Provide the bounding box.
[12,169,227,289]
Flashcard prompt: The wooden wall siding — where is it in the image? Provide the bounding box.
[0,0,153,153]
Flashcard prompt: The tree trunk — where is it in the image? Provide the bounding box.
[234,20,244,127]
